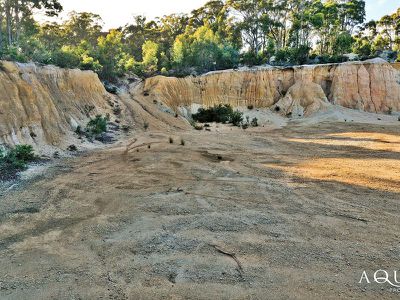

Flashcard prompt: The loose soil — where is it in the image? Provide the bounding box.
[0,122,399,299]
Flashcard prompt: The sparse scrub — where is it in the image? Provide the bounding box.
[75,125,84,136]
[251,117,259,127]
[192,104,234,123]
[113,106,122,115]
[192,104,243,127]
[122,125,131,132]
[86,115,108,135]
[230,111,244,126]
[0,145,37,180]
[67,145,78,152]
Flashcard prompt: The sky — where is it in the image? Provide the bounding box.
[47,0,399,30]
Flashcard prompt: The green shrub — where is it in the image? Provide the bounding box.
[192,104,234,123]
[86,115,108,135]
[161,67,169,76]
[51,48,80,69]
[12,145,36,162]
[275,45,310,65]
[192,104,244,127]
[230,111,243,126]
[251,117,259,127]
[0,145,37,180]
[75,125,84,136]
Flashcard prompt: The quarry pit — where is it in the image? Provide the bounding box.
[0,60,399,299]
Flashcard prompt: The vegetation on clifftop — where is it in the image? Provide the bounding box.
[0,1,399,80]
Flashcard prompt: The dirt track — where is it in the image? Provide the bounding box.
[0,122,399,299]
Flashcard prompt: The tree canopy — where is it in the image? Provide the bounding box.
[0,0,399,80]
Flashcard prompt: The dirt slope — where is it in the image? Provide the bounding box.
[0,122,399,299]
[0,61,113,148]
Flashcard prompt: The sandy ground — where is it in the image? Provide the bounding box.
[0,121,399,299]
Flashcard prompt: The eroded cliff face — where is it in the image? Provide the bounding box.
[144,59,400,114]
[0,61,112,147]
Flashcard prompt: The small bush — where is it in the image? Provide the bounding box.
[251,117,259,127]
[247,105,254,110]
[103,81,118,94]
[169,137,174,144]
[230,111,244,126]
[67,145,78,152]
[161,67,169,76]
[192,104,234,123]
[75,125,84,136]
[180,139,185,146]
[13,145,36,162]
[0,145,37,180]
[86,115,108,135]
[113,106,122,115]
[144,122,149,130]
[192,104,243,127]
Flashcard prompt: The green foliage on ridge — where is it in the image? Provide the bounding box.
[0,1,399,80]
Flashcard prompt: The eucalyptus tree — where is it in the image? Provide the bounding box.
[0,0,62,47]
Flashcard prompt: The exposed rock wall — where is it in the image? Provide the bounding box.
[144,59,400,114]
[0,61,112,147]
[392,63,400,71]
[272,81,330,117]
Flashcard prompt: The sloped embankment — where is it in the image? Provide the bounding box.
[0,61,189,152]
[0,61,113,147]
[144,59,400,115]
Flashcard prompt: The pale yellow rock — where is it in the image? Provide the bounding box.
[145,59,400,114]
[0,61,111,146]
[392,62,400,71]
[272,81,330,117]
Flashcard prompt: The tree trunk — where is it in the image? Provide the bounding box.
[14,0,19,44]
[0,1,3,51]
[5,0,12,46]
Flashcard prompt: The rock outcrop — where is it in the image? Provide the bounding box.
[392,63,400,71]
[272,81,329,117]
[0,61,112,147]
[144,58,400,114]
